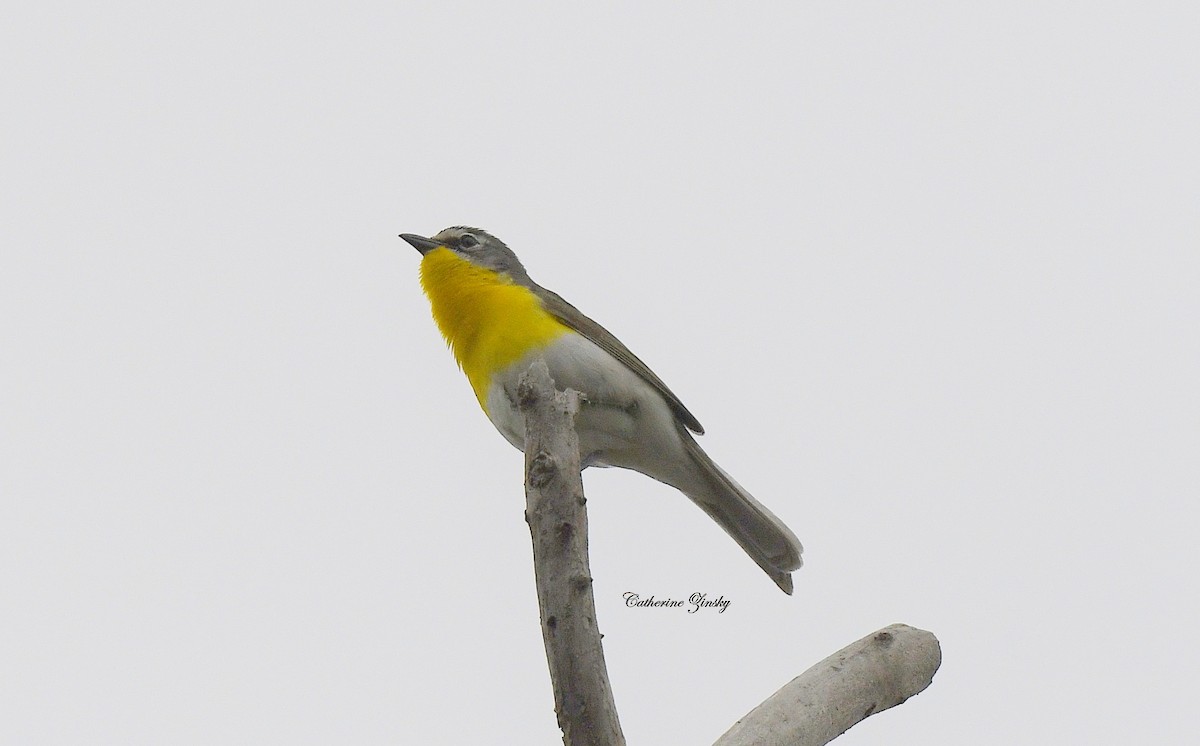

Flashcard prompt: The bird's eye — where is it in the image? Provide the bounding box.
[458,234,479,249]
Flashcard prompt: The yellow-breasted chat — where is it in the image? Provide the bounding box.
[402,226,803,593]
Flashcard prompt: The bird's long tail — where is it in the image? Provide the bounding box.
[677,432,804,594]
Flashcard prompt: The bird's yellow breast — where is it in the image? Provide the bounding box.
[419,247,570,410]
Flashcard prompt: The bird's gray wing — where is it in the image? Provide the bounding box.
[531,284,705,435]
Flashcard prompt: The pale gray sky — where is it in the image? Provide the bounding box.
[3,2,1197,744]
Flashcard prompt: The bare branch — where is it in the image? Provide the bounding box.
[516,359,939,744]
[714,623,940,746]
[518,360,625,746]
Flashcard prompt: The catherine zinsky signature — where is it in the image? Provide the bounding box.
[621,592,730,614]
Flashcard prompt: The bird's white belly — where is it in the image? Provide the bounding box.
[484,333,687,478]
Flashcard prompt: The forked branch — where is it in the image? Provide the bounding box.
[517,360,940,746]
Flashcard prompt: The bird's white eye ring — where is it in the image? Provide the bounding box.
[458,233,479,249]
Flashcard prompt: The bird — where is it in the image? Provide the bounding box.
[402,226,803,593]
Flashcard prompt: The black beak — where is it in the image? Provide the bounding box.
[399,233,442,255]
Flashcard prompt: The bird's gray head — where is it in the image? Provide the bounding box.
[400,226,530,282]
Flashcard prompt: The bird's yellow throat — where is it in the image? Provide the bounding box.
[419,247,570,410]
